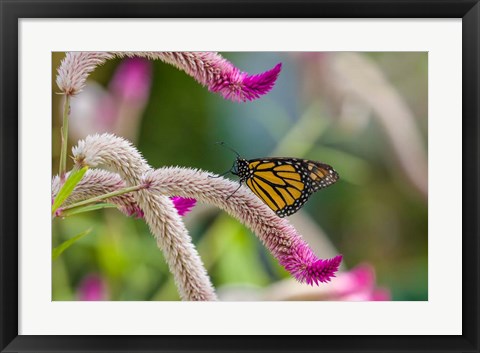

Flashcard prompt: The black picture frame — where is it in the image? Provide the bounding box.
[1,1,478,352]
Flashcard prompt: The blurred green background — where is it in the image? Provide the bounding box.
[52,52,428,301]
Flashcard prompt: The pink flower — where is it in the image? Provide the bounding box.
[72,133,217,301]
[110,57,152,103]
[129,52,282,102]
[319,264,391,301]
[263,263,391,301]
[56,52,114,96]
[77,274,107,301]
[207,60,283,102]
[57,52,281,103]
[52,171,195,219]
[170,197,196,216]
[140,165,342,285]
[281,241,342,285]
[69,57,152,142]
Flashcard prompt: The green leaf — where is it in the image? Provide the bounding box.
[60,203,117,217]
[52,166,88,215]
[52,228,92,261]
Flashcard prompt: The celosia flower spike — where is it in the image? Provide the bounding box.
[142,167,342,285]
[72,133,216,301]
[115,52,282,102]
[52,170,195,218]
[56,52,114,96]
[205,61,282,102]
[57,52,282,102]
[226,62,282,102]
[283,242,342,285]
[70,133,339,289]
[150,52,282,102]
[52,169,143,218]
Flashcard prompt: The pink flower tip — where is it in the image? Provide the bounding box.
[303,255,343,286]
[282,240,342,286]
[212,62,282,102]
[170,196,197,216]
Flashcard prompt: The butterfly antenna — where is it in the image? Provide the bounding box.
[215,141,240,158]
[208,170,231,179]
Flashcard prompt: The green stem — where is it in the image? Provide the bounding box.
[58,184,145,213]
[59,95,71,182]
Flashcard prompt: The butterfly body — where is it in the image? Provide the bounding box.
[231,157,339,218]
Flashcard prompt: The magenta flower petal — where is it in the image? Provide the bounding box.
[209,62,283,102]
[280,240,342,285]
[170,196,197,216]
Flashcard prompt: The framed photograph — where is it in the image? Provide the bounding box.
[1,1,478,352]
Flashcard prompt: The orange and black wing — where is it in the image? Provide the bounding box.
[243,158,338,218]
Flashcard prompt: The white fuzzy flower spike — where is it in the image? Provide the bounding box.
[72,133,216,301]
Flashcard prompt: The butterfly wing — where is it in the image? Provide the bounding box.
[302,160,339,192]
[242,158,339,218]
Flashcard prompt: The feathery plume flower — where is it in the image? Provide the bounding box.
[129,52,282,102]
[72,133,216,301]
[142,167,342,285]
[57,52,281,102]
[52,170,196,218]
[56,52,114,96]
[52,169,143,218]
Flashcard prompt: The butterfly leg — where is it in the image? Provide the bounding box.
[225,181,243,200]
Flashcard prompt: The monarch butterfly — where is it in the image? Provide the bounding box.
[217,144,339,218]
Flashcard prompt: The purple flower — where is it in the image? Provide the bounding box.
[57,52,281,103]
[280,240,343,285]
[170,196,196,216]
[77,274,107,301]
[110,57,152,103]
[154,52,282,102]
[52,170,145,219]
[52,171,195,220]
[263,263,391,301]
[138,165,342,286]
[56,52,114,96]
[329,264,391,301]
[208,61,283,102]
[72,134,341,293]
[69,57,152,142]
